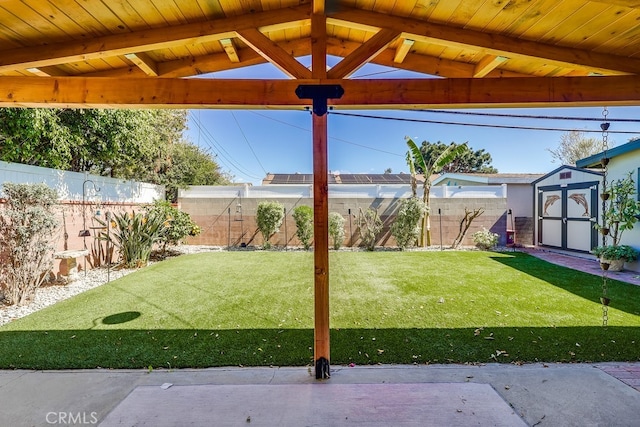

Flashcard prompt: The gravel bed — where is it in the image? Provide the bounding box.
[0,245,222,327]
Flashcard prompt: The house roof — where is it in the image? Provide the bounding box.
[432,173,544,186]
[0,1,639,108]
[262,173,425,185]
[576,138,640,168]
[531,165,603,186]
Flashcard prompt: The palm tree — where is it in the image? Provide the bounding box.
[406,137,467,246]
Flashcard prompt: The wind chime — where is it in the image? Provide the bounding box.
[599,107,610,326]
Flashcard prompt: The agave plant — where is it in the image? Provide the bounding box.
[97,210,167,268]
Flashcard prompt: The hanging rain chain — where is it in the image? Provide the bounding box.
[600,107,610,326]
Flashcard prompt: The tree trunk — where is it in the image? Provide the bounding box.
[451,208,484,249]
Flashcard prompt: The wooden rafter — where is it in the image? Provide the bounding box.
[328,8,640,75]
[236,28,311,79]
[1,75,639,108]
[0,5,310,74]
[327,28,400,79]
[125,53,158,77]
[473,55,508,78]
[394,39,414,64]
[220,39,240,63]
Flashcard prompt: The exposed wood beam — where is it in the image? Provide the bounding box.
[311,15,327,79]
[374,48,523,78]
[236,28,311,79]
[124,53,158,76]
[1,76,639,108]
[80,37,535,80]
[473,55,508,78]
[327,28,400,79]
[0,5,310,73]
[220,39,240,63]
[394,39,414,64]
[25,66,69,77]
[328,8,640,75]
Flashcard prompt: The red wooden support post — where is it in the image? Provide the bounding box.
[313,112,330,379]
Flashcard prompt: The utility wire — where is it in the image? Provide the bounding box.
[328,111,640,134]
[414,109,640,123]
[188,112,262,180]
[231,111,268,175]
[248,111,404,157]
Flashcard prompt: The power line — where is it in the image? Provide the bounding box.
[413,109,640,123]
[231,111,268,175]
[189,115,260,180]
[188,112,262,180]
[328,111,640,134]
[248,111,404,157]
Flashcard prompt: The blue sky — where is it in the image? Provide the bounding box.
[184,58,640,185]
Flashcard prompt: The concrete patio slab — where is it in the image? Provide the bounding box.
[2,364,639,426]
[99,382,526,426]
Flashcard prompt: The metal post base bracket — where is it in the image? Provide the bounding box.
[295,84,344,116]
[315,357,330,379]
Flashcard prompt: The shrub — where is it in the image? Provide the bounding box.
[356,208,382,251]
[292,205,313,250]
[329,212,346,250]
[472,227,499,250]
[0,183,58,306]
[145,200,200,250]
[391,197,427,250]
[99,211,167,268]
[256,201,284,249]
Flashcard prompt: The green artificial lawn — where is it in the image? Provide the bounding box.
[1,251,639,369]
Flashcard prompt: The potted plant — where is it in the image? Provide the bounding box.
[592,245,639,272]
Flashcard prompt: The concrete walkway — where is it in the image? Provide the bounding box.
[1,249,639,426]
[1,364,640,426]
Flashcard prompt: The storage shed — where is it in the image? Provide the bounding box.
[532,166,602,253]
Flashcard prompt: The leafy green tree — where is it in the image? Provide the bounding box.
[406,137,467,246]
[0,108,229,201]
[391,197,427,250]
[413,140,497,174]
[292,205,314,250]
[256,201,285,249]
[161,142,229,202]
[0,183,58,306]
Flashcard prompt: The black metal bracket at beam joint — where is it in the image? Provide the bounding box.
[295,84,344,116]
[315,357,330,379]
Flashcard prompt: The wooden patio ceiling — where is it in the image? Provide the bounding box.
[0,0,639,108]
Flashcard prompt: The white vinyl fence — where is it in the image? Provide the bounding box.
[179,183,507,199]
[0,161,164,203]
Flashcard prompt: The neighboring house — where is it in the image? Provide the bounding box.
[532,166,603,254]
[433,173,543,246]
[576,138,640,272]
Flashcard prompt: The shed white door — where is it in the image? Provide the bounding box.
[538,182,599,252]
